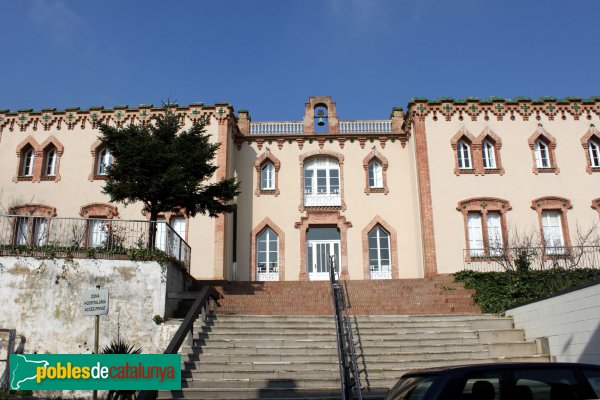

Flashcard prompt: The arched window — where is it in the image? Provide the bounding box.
[304,157,340,206]
[482,140,496,169]
[368,225,391,279]
[44,146,58,177]
[368,160,383,188]
[457,140,472,169]
[9,204,56,247]
[261,162,275,190]
[21,146,35,177]
[534,139,550,168]
[96,147,113,176]
[257,227,279,281]
[588,139,600,168]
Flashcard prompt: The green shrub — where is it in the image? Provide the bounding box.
[454,269,600,313]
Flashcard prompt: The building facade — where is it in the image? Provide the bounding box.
[1,96,599,280]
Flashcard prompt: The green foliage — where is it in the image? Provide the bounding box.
[101,338,142,355]
[153,314,164,325]
[98,104,240,223]
[454,269,600,314]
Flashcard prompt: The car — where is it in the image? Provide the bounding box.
[385,362,600,400]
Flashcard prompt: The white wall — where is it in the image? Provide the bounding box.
[506,281,600,364]
[0,257,184,355]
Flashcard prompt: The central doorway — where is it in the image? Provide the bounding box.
[307,226,340,280]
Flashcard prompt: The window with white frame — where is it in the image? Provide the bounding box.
[21,147,35,177]
[45,147,58,177]
[457,140,472,169]
[304,157,340,206]
[368,225,391,278]
[261,162,275,190]
[534,139,550,168]
[541,210,565,254]
[257,227,278,279]
[88,218,108,247]
[588,139,600,168]
[467,212,504,257]
[482,140,496,169]
[96,147,113,176]
[368,160,383,188]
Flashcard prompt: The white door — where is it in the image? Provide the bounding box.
[88,219,107,247]
[169,218,186,260]
[155,218,167,251]
[307,240,340,280]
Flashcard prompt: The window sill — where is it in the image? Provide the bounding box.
[534,167,558,174]
[16,176,33,182]
[365,186,388,195]
[482,168,503,175]
[456,168,476,175]
[93,175,109,181]
[40,176,57,181]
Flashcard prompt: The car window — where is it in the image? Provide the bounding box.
[513,369,581,400]
[387,376,437,400]
[582,369,600,397]
[460,371,502,400]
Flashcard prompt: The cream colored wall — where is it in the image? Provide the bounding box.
[423,114,600,274]
[0,116,221,279]
[234,138,422,281]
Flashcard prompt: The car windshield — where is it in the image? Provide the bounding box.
[387,375,437,400]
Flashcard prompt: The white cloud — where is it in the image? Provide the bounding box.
[28,0,83,45]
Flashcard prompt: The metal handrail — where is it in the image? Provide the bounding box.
[329,256,362,399]
[137,286,220,400]
[0,329,16,397]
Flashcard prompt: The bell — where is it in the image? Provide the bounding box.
[317,117,325,126]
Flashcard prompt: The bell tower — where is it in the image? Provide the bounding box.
[302,96,339,134]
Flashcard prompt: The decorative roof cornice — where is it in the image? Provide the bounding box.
[0,103,235,132]
[407,96,600,123]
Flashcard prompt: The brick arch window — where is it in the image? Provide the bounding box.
[9,204,57,246]
[299,150,346,211]
[451,128,476,175]
[89,140,114,181]
[40,136,64,182]
[79,203,119,247]
[14,136,41,182]
[476,127,505,175]
[528,125,559,174]
[531,197,572,255]
[254,149,281,197]
[250,218,285,281]
[362,216,399,279]
[363,148,389,194]
[457,198,511,260]
[580,125,600,173]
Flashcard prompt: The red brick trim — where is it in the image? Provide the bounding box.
[413,117,438,277]
[456,197,511,261]
[361,216,399,279]
[14,136,41,183]
[294,210,352,280]
[592,198,600,217]
[580,125,600,174]
[254,149,281,197]
[362,148,389,195]
[9,204,57,217]
[450,127,476,175]
[528,125,559,175]
[302,96,339,135]
[79,203,119,219]
[530,196,573,249]
[213,116,229,279]
[298,149,347,212]
[250,217,285,281]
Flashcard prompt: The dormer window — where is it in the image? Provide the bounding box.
[97,147,113,176]
[21,146,35,177]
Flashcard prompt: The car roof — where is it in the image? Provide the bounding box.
[399,362,600,377]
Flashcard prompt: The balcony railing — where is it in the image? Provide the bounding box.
[463,246,600,272]
[304,193,341,207]
[248,120,393,135]
[0,215,191,271]
[339,120,392,133]
[249,121,304,135]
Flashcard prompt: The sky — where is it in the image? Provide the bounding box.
[1,0,599,121]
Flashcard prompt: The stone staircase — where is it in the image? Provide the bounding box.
[159,278,549,400]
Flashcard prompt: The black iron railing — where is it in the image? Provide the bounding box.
[329,256,362,400]
[0,215,191,271]
[463,245,600,272]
